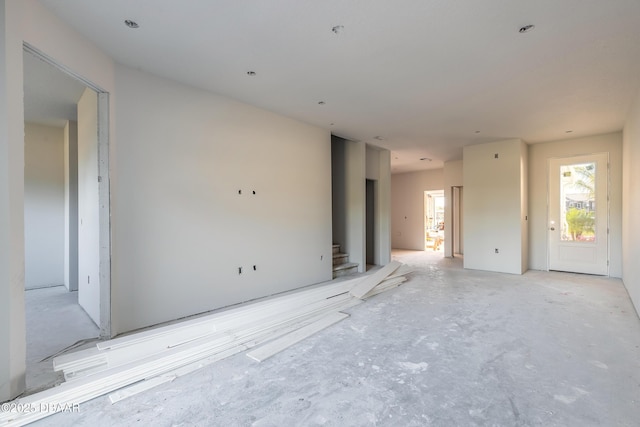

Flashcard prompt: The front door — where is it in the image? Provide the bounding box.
[548,153,608,275]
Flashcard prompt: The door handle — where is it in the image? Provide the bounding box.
[550,227,555,231]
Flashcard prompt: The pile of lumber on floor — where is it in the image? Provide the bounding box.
[0,261,412,426]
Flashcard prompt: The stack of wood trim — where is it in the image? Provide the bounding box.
[0,262,413,426]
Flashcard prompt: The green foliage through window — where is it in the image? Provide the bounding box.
[565,207,594,241]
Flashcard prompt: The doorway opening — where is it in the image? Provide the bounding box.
[424,190,445,252]
[366,179,375,268]
[23,43,111,392]
[452,186,463,256]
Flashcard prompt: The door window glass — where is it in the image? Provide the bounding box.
[560,162,596,242]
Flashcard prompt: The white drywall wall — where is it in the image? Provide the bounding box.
[112,64,332,333]
[365,146,392,265]
[1,0,119,400]
[332,140,390,268]
[0,0,27,402]
[528,133,622,277]
[346,140,366,272]
[64,120,78,291]
[391,169,444,250]
[623,90,640,314]
[366,146,381,180]
[77,88,100,326]
[520,141,529,272]
[376,149,392,265]
[24,123,65,289]
[444,160,463,257]
[331,136,347,249]
[0,0,336,400]
[463,139,527,274]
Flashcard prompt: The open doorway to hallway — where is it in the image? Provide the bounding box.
[366,179,375,269]
[424,190,445,253]
[451,186,463,257]
[23,45,111,392]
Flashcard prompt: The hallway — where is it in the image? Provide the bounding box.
[25,286,99,394]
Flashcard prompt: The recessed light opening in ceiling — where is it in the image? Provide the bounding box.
[519,24,535,33]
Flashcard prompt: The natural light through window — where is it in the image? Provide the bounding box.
[560,162,596,242]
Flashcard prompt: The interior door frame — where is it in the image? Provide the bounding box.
[452,186,463,255]
[24,42,112,338]
[365,178,375,265]
[546,152,610,276]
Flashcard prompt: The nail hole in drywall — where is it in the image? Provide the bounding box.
[238,267,242,274]
[252,190,256,195]
[238,190,242,195]
[253,265,257,271]
[494,153,499,159]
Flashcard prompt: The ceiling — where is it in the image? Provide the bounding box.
[23,49,87,128]
[37,0,640,172]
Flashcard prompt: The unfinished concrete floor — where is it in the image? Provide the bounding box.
[25,286,99,393]
[31,251,640,426]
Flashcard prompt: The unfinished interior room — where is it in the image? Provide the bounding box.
[1,1,640,426]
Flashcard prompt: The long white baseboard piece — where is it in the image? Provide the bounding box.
[54,280,360,380]
[246,311,349,362]
[363,277,407,299]
[1,263,413,426]
[106,307,350,404]
[349,261,401,299]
